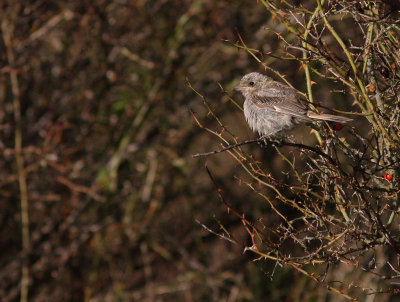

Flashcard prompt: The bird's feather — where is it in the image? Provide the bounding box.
[307,112,353,123]
[251,84,312,121]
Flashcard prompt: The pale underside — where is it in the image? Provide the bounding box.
[243,84,309,137]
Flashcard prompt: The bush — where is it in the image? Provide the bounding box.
[193,0,400,300]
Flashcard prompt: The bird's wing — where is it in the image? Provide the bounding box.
[251,84,311,120]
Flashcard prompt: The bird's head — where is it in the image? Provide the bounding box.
[233,72,272,95]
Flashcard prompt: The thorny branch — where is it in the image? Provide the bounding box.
[192,137,338,165]
[192,0,400,300]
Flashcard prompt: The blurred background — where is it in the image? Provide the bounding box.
[0,0,384,301]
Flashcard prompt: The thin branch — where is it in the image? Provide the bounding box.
[192,138,259,157]
[2,17,30,302]
[193,138,337,165]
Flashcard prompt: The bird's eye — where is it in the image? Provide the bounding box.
[249,81,255,86]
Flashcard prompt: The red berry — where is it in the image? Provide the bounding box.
[334,123,343,131]
[368,83,376,93]
[384,174,393,181]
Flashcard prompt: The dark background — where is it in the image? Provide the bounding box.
[0,1,386,301]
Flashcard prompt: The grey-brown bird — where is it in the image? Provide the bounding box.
[234,72,352,138]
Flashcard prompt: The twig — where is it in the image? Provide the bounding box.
[192,138,259,157]
[29,9,74,42]
[280,140,337,165]
[193,138,337,165]
[2,18,30,302]
[195,219,238,245]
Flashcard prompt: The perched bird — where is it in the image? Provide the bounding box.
[234,72,352,138]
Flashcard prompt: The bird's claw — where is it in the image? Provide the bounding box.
[257,137,283,148]
[257,138,268,148]
[271,138,283,147]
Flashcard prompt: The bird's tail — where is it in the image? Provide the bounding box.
[307,111,353,123]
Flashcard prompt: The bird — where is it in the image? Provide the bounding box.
[234,72,353,138]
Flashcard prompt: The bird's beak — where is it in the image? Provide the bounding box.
[233,85,241,91]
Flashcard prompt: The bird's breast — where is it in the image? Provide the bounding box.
[244,100,295,137]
